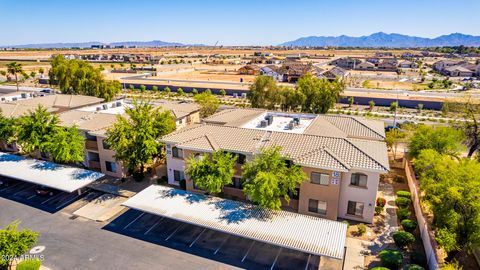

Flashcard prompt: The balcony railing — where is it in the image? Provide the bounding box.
[85,140,98,151]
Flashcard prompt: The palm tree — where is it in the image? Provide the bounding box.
[6,62,23,92]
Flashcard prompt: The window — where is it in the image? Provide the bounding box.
[347,201,364,216]
[237,154,246,165]
[172,147,183,158]
[173,170,185,182]
[105,161,117,173]
[288,188,300,200]
[308,199,327,215]
[311,172,329,185]
[229,177,242,189]
[350,173,368,187]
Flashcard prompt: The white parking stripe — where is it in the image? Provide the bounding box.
[55,193,82,210]
[123,212,145,230]
[26,194,36,200]
[41,192,64,204]
[304,254,311,270]
[165,223,183,241]
[144,217,164,235]
[214,235,230,254]
[12,184,36,196]
[189,228,206,247]
[0,182,22,192]
[270,247,282,270]
[241,241,255,262]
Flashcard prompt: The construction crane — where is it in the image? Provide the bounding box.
[206,40,219,63]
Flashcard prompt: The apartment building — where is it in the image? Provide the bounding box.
[58,99,200,178]
[161,108,389,223]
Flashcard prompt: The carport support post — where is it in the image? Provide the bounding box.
[77,188,83,196]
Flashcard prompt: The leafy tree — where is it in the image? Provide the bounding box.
[297,74,344,114]
[48,55,121,101]
[30,71,36,78]
[193,92,220,118]
[279,86,305,112]
[348,96,354,107]
[0,110,16,144]
[164,87,171,95]
[185,150,237,193]
[390,101,398,112]
[6,62,23,92]
[242,147,307,210]
[0,221,38,268]
[105,99,176,179]
[219,89,226,96]
[17,105,59,154]
[192,88,198,95]
[44,126,84,163]
[450,98,480,158]
[369,100,375,111]
[0,70,6,77]
[177,88,184,96]
[409,125,464,158]
[386,129,406,159]
[417,103,424,112]
[413,149,480,252]
[152,85,158,92]
[248,76,281,109]
[38,68,44,75]
[140,85,146,92]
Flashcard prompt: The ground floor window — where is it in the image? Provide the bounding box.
[308,199,327,215]
[173,170,185,182]
[347,201,364,216]
[226,177,242,189]
[105,161,117,173]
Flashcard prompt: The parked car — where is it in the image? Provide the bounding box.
[35,186,55,196]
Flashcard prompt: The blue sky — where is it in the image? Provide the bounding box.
[1,0,479,46]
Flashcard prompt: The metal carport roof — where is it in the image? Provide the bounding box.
[123,185,347,260]
[0,152,104,193]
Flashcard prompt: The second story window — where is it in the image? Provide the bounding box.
[237,153,246,165]
[172,147,183,159]
[351,173,368,187]
[311,172,329,186]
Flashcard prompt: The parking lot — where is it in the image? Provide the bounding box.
[104,209,324,270]
[0,177,102,213]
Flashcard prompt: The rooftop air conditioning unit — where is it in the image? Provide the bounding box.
[0,98,5,101]
[293,117,300,125]
[21,93,27,98]
[288,121,294,130]
[233,93,238,98]
[12,97,17,101]
[111,103,116,108]
[260,120,268,128]
[96,107,101,111]
[116,101,122,107]
[102,104,108,110]
[265,115,273,125]
[241,93,247,99]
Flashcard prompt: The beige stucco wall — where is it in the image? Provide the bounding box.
[337,170,380,223]
[96,136,125,178]
[298,167,341,220]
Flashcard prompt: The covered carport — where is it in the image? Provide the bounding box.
[0,152,105,194]
[123,185,347,269]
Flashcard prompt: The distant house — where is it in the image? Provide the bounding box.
[260,66,283,82]
[331,57,362,69]
[377,60,398,71]
[398,60,418,69]
[366,58,380,65]
[375,52,393,57]
[276,61,322,82]
[476,64,480,77]
[356,62,376,70]
[433,60,461,72]
[266,57,283,65]
[238,65,261,75]
[443,66,474,77]
[459,62,477,72]
[319,67,349,81]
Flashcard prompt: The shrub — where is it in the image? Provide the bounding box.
[395,197,412,208]
[394,175,405,183]
[401,219,417,233]
[357,223,367,235]
[152,85,158,92]
[410,251,427,267]
[393,231,415,248]
[397,208,411,221]
[397,190,411,198]
[440,261,462,270]
[342,220,350,228]
[219,89,226,96]
[376,197,386,207]
[403,264,425,270]
[16,259,41,270]
[192,88,198,95]
[375,206,384,215]
[379,249,403,269]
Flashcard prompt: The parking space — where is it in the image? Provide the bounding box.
[0,178,101,213]
[104,209,322,270]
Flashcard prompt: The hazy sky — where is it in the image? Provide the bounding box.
[1,0,479,46]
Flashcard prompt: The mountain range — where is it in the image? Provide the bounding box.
[1,40,186,49]
[279,32,480,47]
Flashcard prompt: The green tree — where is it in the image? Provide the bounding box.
[386,129,406,159]
[390,101,398,112]
[368,100,375,111]
[242,147,307,210]
[164,87,171,95]
[248,76,281,109]
[152,85,158,92]
[193,92,220,118]
[348,96,354,107]
[48,55,120,101]
[6,62,23,92]
[185,150,237,194]
[219,89,226,96]
[30,71,36,78]
[177,88,184,96]
[0,221,38,268]
[192,88,198,95]
[105,99,176,179]
[44,126,84,163]
[297,74,344,114]
[140,85,146,92]
[0,110,16,144]
[409,125,464,158]
[38,68,44,75]
[17,105,59,154]
[279,86,305,112]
